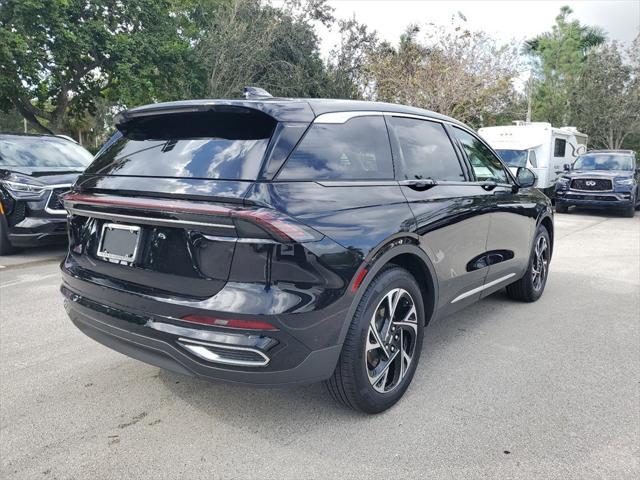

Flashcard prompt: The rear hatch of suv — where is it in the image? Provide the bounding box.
[63,104,315,300]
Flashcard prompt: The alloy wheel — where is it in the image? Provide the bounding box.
[365,288,418,394]
[531,235,549,291]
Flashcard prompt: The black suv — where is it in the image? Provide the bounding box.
[555,150,639,217]
[61,96,553,413]
[0,133,94,254]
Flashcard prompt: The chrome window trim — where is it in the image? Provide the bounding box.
[313,110,461,127]
[313,111,385,124]
[314,180,399,187]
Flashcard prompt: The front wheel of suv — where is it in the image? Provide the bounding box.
[0,217,14,256]
[506,225,550,302]
[325,266,425,414]
[623,196,636,217]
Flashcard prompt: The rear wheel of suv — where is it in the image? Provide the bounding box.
[325,266,425,413]
[506,225,550,302]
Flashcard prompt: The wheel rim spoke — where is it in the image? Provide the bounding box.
[532,235,548,290]
[366,287,419,393]
[367,316,389,358]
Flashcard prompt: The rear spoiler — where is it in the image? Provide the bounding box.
[115,99,315,129]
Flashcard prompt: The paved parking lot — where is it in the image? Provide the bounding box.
[1,212,638,479]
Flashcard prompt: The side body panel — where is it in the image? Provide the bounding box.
[399,184,491,314]
[481,185,543,297]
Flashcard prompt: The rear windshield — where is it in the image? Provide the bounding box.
[86,110,276,180]
[0,136,93,168]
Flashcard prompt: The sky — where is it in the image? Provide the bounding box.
[310,0,640,56]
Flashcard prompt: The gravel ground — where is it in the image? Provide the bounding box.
[1,211,638,479]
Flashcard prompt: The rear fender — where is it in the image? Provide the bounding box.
[338,240,440,347]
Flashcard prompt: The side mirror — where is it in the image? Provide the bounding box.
[563,163,571,171]
[516,167,537,189]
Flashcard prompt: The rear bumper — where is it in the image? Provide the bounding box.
[555,191,634,209]
[61,271,345,387]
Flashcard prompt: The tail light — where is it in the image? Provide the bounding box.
[181,315,278,331]
[61,193,322,243]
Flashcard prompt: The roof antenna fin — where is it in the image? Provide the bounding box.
[243,86,273,99]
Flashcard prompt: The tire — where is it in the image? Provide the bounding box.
[555,204,568,214]
[0,217,14,256]
[325,266,425,414]
[623,204,635,217]
[623,194,636,217]
[506,225,550,303]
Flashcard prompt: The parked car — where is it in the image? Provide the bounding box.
[479,122,587,199]
[0,133,94,254]
[60,94,554,413]
[555,150,639,217]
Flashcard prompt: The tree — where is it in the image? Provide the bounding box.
[325,17,378,99]
[0,0,198,134]
[364,18,521,127]
[574,38,640,149]
[196,0,342,98]
[525,6,605,126]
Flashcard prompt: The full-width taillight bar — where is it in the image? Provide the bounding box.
[61,192,321,243]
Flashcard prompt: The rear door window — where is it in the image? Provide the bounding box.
[388,117,464,181]
[453,127,510,184]
[277,116,393,180]
[86,110,276,180]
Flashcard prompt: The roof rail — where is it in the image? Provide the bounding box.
[243,86,273,99]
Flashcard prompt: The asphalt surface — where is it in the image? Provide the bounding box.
[1,211,638,479]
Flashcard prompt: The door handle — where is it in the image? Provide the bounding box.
[480,181,497,191]
[399,179,437,190]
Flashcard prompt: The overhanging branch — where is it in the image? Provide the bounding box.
[11,98,53,134]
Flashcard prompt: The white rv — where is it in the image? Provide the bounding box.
[478,122,587,196]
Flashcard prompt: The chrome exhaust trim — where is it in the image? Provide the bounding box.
[178,338,270,367]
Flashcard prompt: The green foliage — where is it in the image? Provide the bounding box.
[0,108,29,133]
[195,0,364,99]
[364,20,521,127]
[0,0,367,140]
[0,0,199,133]
[525,6,605,125]
[1,0,637,153]
[574,39,640,149]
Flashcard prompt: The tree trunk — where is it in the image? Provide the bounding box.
[12,101,53,134]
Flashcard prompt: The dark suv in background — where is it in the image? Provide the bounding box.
[61,94,553,413]
[555,150,638,217]
[0,133,94,254]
